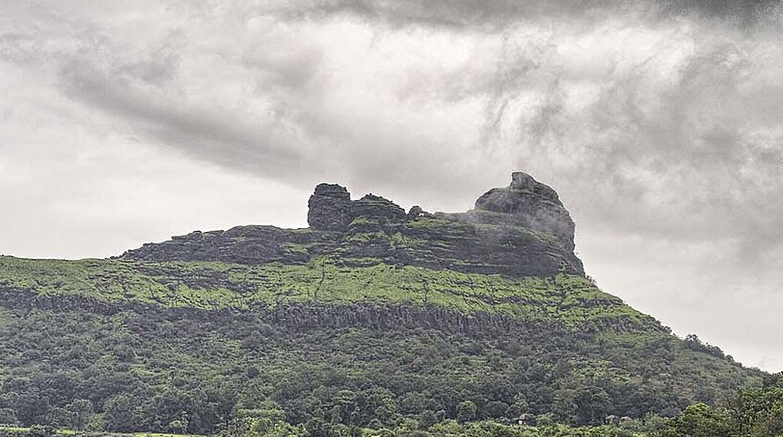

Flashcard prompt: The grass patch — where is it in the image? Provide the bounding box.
[0,256,659,332]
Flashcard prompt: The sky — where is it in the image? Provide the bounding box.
[1,0,782,371]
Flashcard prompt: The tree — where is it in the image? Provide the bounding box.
[483,400,510,419]
[64,399,94,430]
[573,387,611,425]
[665,403,731,437]
[0,407,17,425]
[417,410,437,429]
[167,420,188,434]
[103,393,145,432]
[456,401,477,423]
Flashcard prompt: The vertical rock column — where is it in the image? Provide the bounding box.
[307,183,353,231]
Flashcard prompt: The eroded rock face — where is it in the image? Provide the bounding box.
[352,194,407,224]
[510,172,560,201]
[307,183,353,231]
[474,172,576,250]
[122,172,584,277]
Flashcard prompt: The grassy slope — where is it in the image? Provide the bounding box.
[0,256,652,331]
[0,256,763,434]
[0,255,760,391]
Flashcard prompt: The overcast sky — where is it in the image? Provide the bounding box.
[2,0,782,371]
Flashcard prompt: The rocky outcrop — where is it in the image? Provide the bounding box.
[473,172,576,250]
[308,183,353,231]
[351,194,407,224]
[121,172,584,277]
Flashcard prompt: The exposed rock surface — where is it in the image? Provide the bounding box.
[122,172,584,277]
[352,194,407,225]
[472,172,576,250]
[307,183,353,231]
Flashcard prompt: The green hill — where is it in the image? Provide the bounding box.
[0,173,764,436]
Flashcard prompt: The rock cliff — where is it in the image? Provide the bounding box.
[121,172,584,277]
[307,183,353,231]
[446,171,577,251]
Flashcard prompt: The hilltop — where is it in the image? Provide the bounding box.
[0,173,764,436]
[120,172,583,277]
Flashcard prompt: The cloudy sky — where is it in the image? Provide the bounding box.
[2,0,782,371]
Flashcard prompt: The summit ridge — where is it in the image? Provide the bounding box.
[122,172,584,277]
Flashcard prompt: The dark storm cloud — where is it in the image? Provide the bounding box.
[504,30,783,239]
[268,0,781,28]
[57,56,308,180]
[7,14,324,183]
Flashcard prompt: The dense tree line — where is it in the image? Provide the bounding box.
[0,293,761,436]
[198,374,783,436]
[5,376,783,437]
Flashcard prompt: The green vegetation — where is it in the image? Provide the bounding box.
[119,209,584,278]
[0,177,771,436]
[0,255,763,436]
[0,257,656,330]
[218,378,783,436]
[0,426,200,437]
[4,376,783,437]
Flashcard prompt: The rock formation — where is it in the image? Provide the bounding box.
[473,171,576,250]
[351,194,407,225]
[307,183,353,231]
[121,172,584,277]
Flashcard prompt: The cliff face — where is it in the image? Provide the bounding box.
[307,183,353,231]
[121,172,584,277]
[473,172,576,251]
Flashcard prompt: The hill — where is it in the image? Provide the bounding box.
[0,173,764,436]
